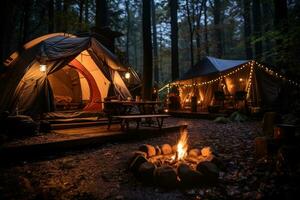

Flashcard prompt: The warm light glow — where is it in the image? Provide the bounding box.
[185,99,189,103]
[239,78,243,82]
[39,64,47,72]
[176,129,188,161]
[197,100,201,104]
[125,72,131,79]
[164,109,169,113]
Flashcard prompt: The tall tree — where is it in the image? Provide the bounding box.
[48,0,54,33]
[170,0,179,81]
[261,0,272,62]
[252,0,263,59]
[185,0,194,67]
[151,0,159,83]
[273,0,287,30]
[78,0,84,30]
[96,0,108,28]
[203,0,209,55]
[195,0,204,62]
[273,0,288,68]
[243,0,253,59]
[84,0,89,24]
[125,0,131,64]
[142,0,153,100]
[21,0,32,43]
[55,0,63,31]
[211,0,223,58]
[0,0,20,66]
[62,0,71,32]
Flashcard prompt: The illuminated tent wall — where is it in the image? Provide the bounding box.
[170,56,298,110]
[0,33,132,115]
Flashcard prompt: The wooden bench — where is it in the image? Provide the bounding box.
[112,114,170,131]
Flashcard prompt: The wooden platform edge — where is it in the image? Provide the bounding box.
[0,124,187,164]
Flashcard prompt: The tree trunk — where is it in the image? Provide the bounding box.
[79,0,84,30]
[195,0,204,62]
[243,0,253,59]
[212,0,223,58]
[48,0,54,33]
[252,0,263,60]
[204,0,209,55]
[262,0,272,62]
[55,0,62,31]
[273,0,288,69]
[63,0,71,32]
[96,0,108,28]
[151,0,159,83]
[22,0,31,44]
[142,0,153,100]
[125,0,130,64]
[0,0,19,66]
[84,0,89,24]
[185,0,194,67]
[170,0,179,81]
[273,0,287,30]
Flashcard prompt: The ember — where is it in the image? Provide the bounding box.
[129,128,223,188]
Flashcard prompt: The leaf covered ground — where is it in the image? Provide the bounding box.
[0,118,299,200]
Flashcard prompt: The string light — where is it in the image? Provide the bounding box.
[168,62,251,88]
[246,61,255,98]
[159,60,300,93]
[255,61,300,87]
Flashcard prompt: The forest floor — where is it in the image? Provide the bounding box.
[0,118,299,200]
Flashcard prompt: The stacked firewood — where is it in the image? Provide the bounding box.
[128,144,224,188]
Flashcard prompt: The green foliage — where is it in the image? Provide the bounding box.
[214,116,231,123]
[229,111,248,122]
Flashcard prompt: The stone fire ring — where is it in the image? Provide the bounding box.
[129,144,224,188]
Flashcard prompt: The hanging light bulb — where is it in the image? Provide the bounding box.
[39,64,47,73]
[125,72,131,80]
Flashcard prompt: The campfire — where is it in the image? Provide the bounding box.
[129,128,223,188]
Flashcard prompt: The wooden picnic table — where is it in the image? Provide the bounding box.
[113,114,170,130]
[102,100,163,129]
[103,100,162,114]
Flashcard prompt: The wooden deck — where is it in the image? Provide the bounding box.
[0,121,186,163]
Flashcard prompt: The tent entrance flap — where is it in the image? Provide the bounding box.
[68,59,102,111]
[48,59,103,111]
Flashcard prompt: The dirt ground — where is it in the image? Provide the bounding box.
[0,118,299,200]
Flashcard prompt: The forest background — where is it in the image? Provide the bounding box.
[0,0,299,87]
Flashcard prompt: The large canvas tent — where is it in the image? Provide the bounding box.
[0,33,132,115]
[168,56,298,110]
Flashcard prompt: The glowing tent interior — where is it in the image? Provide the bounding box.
[165,56,299,111]
[0,33,132,115]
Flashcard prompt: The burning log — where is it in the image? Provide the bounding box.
[201,146,213,157]
[188,148,201,158]
[129,127,222,188]
[139,144,156,157]
[155,146,162,155]
[161,144,172,155]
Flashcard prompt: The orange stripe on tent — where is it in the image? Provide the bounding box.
[69,59,102,111]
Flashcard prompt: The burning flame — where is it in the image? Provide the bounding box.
[176,129,189,161]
